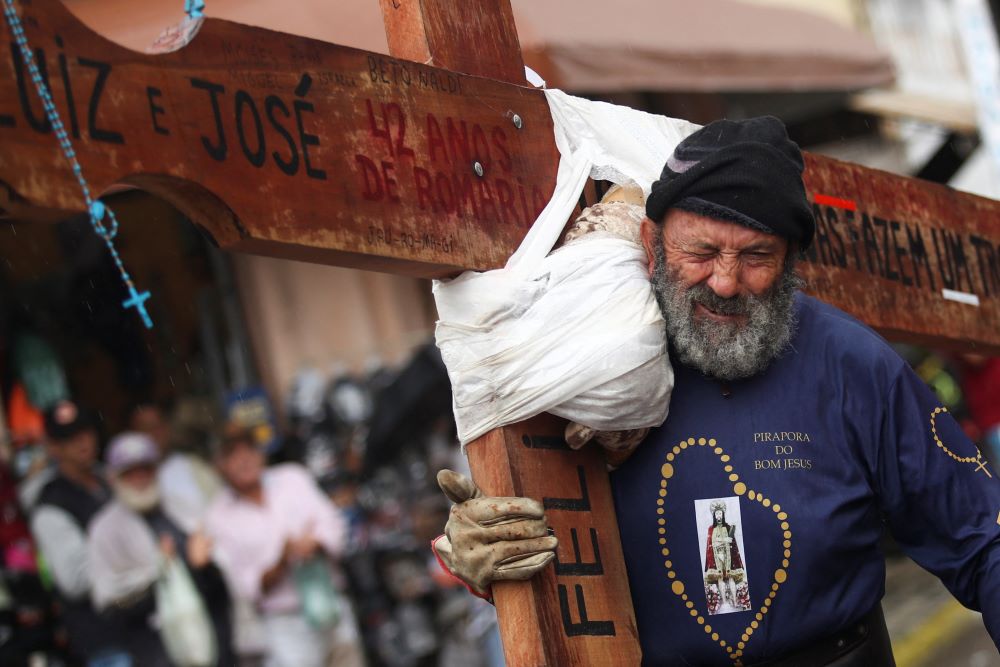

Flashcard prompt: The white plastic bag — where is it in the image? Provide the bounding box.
[293,556,342,629]
[434,91,699,444]
[156,557,217,667]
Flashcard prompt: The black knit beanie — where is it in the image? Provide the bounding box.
[645,116,815,251]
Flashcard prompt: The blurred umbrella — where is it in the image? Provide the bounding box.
[66,0,892,92]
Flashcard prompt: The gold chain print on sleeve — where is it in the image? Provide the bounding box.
[931,407,992,478]
[658,437,792,667]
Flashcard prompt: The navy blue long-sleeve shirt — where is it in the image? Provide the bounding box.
[612,294,1000,666]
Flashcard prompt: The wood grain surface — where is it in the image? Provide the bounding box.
[465,414,643,667]
[0,0,557,276]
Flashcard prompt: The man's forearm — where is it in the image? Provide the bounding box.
[260,553,288,594]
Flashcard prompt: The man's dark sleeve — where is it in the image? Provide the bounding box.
[875,363,1000,646]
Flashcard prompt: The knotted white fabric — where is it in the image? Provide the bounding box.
[433,91,700,445]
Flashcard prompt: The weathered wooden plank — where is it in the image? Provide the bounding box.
[2,2,999,353]
[801,154,1000,354]
[378,0,527,86]
[377,4,642,665]
[465,414,642,667]
[0,0,557,276]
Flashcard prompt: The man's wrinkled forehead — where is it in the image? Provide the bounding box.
[662,208,788,253]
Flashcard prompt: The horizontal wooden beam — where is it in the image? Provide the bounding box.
[800,155,1000,354]
[0,0,558,276]
[2,0,999,357]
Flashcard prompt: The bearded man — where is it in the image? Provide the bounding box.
[87,432,235,666]
[432,117,1000,666]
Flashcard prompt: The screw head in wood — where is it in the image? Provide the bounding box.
[473,161,485,177]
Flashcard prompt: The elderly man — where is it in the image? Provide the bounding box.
[434,117,1000,666]
[87,432,235,666]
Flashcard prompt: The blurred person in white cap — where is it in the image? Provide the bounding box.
[87,431,235,666]
[30,399,130,666]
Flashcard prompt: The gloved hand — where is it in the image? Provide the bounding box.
[564,423,650,469]
[432,469,558,599]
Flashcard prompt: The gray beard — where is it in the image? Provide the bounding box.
[651,238,802,381]
[114,480,161,514]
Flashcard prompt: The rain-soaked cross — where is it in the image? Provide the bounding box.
[2,1,1000,663]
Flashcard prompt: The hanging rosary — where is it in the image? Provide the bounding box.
[184,0,205,18]
[0,0,188,329]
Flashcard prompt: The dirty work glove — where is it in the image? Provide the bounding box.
[564,423,650,469]
[431,469,558,600]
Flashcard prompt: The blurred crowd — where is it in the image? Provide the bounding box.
[0,344,505,667]
[4,335,997,667]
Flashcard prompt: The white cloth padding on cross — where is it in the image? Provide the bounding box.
[433,90,700,445]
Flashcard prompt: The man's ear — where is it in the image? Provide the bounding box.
[640,217,658,278]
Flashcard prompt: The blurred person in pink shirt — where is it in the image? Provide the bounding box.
[204,422,365,667]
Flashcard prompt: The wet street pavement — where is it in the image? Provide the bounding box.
[884,555,998,667]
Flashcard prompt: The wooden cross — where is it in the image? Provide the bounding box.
[2,1,1000,664]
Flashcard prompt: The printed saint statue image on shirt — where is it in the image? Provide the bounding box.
[694,497,752,615]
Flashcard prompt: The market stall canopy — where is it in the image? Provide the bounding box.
[64,0,893,92]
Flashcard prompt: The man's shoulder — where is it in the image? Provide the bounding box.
[34,475,87,520]
[795,293,906,370]
[35,473,72,507]
[30,502,75,533]
[796,292,880,340]
[19,468,56,512]
[88,500,133,538]
[266,461,316,487]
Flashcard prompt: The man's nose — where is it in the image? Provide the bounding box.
[706,260,741,299]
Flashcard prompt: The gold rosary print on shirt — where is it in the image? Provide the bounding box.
[658,436,793,667]
[930,407,992,478]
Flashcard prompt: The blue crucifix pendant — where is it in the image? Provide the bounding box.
[123,285,153,329]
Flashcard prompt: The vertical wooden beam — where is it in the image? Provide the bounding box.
[378,0,527,85]
[377,2,641,664]
[466,415,642,666]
